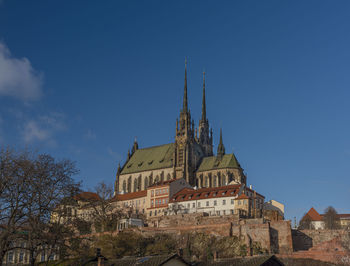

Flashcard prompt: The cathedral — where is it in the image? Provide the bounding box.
[115,62,246,195]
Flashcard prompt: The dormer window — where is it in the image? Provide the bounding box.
[127,164,132,168]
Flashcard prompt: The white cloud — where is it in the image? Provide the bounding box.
[23,120,49,143]
[0,42,43,101]
[22,112,66,144]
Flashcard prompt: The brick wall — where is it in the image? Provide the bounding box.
[144,214,293,254]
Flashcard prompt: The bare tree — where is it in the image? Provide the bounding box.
[89,182,123,233]
[0,147,80,265]
[298,214,313,230]
[323,206,340,230]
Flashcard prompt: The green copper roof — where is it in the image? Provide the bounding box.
[197,153,241,172]
[121,143,174,175]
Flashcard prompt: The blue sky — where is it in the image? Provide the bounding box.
[0,1,349,222]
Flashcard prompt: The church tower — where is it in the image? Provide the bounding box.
[198,72,213,156]
[174,59,197,185]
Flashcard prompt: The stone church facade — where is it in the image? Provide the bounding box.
[115,62,246,195]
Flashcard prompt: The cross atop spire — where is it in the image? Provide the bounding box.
[201,71,206,122]
[183,57,188,112]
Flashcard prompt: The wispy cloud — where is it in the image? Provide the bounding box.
[23,120,50,143]
[84,129,96,140]
[0,41,43,101]
[107,147,122,162]
[21,112,67,144]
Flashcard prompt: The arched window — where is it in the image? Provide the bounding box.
[155,175,160,184]
[213,176,217,187]
[127,176,132,193]
[217,172,221,187]
[149,173,153,185]
[144,176,149,189]
[229,172,234,183]
[137,175,142,190]
[222,174,226,186]
[200,174,203,188]
[160,171,164,182]
[208,173,212,187]
[122,180,126,193]
[205,176,208,187]
[133,178,137,192]
[167,173,171,181]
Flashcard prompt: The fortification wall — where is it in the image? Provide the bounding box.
[144,214,293,254]
[292,229,350,251]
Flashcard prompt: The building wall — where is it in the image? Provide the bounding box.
[195,168,244,188]
[113,195,147,215]
[118,167,174,194]
[168,186,264,218]
[3,242,58,265]
[146,178,190,218]
[169,195,238,216]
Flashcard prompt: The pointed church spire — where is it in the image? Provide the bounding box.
[201,71,206,122]
[217,128,225,159]
[183,57,188,112]
[117,162,121,175]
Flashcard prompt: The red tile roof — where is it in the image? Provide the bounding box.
[74,192,100,201]
[338,214,350,219]
[114,190,147,201]
[170,184,242,203]
[305,207,323,221]
[236,194,249,200]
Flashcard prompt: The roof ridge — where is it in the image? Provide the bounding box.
[138,143,173,151]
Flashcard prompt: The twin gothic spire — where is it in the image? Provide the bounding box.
[179,59,223,156]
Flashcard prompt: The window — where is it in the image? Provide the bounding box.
[238,200,241,205]
[41,252,45,262]
[214,200,217,206]
[216,211,220,215]
[151,190,154,196]
[163,188,166,194]
[19,252,24,262]
[151,199,154,207]
[156,190,159,195]
[231,199,234,205]
[206,201,209,206]
[223,199,226,205]
[223,210,226,215]
[193,203,195,208]
[150,211,152,216]
[155,210,157,215]
[198,202,201,207]
[187,203,190,208]
[165,199,168,203]
[7,252,13,262]
[231,209,234,214]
